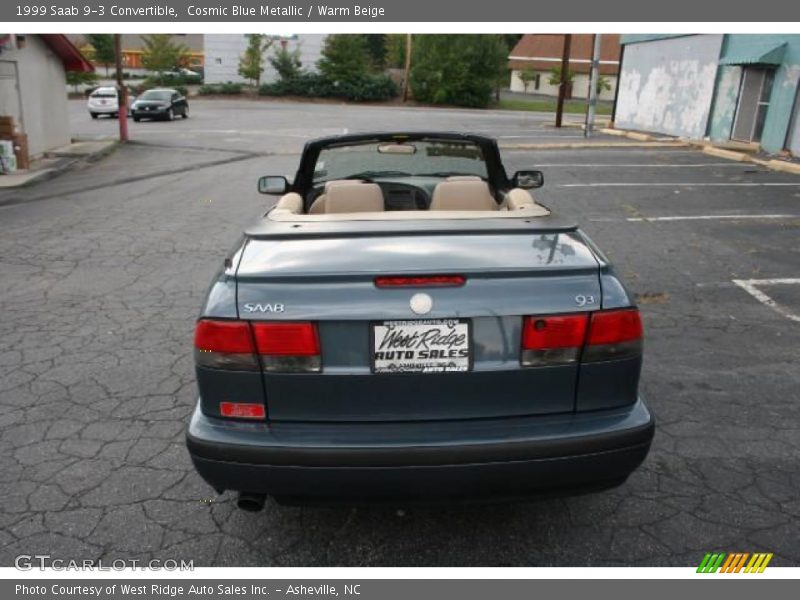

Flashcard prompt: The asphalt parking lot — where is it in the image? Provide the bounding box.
[0,99,799,567]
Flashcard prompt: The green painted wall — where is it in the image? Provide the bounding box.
[709,35,800,153]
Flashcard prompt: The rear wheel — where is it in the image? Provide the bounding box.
[90,112,98,119]
[133,116,140,122]
[182,106,189,119]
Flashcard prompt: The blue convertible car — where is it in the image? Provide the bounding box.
[186,132,654,509]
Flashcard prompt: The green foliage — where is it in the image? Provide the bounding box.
[518,69,539,92]
[548,67,575,86]
[385,34,407,68]
[66,70,98,93]
[409,35,509,108]
[238,34,274,87]
[198,82,243,95]
[363,34,387,69]
[596,75,612,95]
[141,34,189,75]
[317,35,372,82]
[258,72,397,102]
[85,34,115,75]
[269,44,303,82]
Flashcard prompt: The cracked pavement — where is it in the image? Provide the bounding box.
[0,99,799,566]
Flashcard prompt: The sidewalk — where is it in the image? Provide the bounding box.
[0,139,117,189]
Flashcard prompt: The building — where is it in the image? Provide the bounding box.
[615,34,800,155]
[204,34,326,85]
[67,34,204,75]
[0,34,93,159]
[508,34,622,102]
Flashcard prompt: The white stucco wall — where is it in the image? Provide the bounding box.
[789,89,800,156]
[0,35,71,157]
[509,69,617,101]
[204,34,325,84]
[615,34,723,139]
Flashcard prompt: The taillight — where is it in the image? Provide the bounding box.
[375,275,466,288]
[251,322,321,372]
[521,314,589,366]
[583,308,643,362]
[194,319,321,373]
[520,308,642,367]
[194,319,259,371]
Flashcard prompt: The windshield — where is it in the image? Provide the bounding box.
[313,140,489,184]
[139,90,172,102]
[91,89,117,98]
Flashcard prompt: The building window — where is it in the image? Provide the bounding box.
[534,74,540,90]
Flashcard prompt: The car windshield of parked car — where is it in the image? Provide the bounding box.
[312,140,489,184]
[139,90,172,102]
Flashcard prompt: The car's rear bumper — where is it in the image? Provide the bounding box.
[88,106,119,114]
[186,398,655,501]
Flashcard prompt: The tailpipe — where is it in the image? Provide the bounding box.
[237,492,267,512]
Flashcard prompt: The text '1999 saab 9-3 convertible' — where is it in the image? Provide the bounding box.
[186,132,654,510]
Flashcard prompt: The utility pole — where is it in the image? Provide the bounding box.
[402,33,412,102]
[555,34,572,128]
[585,34,602,137]
[114,34,128,142]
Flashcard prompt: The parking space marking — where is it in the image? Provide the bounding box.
[559,182,800,187]
[534,163,753,168]
[732,278,800,323]
[625,214,800,222]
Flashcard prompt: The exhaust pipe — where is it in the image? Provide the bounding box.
[237,492,266,512]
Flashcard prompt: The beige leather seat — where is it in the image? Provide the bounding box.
[309,180,366,214]
[314,182,384,214]
[429,179,498,211]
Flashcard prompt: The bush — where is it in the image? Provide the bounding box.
[259,72,396,102]
[410,35,509,108]
[317,35,372,83]
[198,82,243,95]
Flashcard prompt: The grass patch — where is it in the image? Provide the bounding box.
[497,98,612,115]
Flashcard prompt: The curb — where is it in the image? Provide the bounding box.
[701,146,749,162]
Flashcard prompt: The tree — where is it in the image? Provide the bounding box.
[268,43,302,82]
[141,34,189,76]
[66,70,98,93]
[363,34,387,70]
[518,69,539,94]
[85,34,115,76]
[596,75,612,95]
[317,35,372,83]
[384,34,407,68]
[238,34,274,87]
[548,66,575,87]
[410,35,509,108]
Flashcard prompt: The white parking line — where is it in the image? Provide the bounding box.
[626,214,800,222]
[732,278,800,323]
[559,182,800,187]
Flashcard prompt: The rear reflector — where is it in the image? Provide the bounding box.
[219,402,265,419]
[375,275,466,288]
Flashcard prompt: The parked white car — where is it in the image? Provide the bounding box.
[87,86,131,119]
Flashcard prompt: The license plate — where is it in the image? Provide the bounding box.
[372,319,470,373]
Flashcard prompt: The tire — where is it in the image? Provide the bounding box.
[182,106,189,119]
[90,113,98,119]
[133,116,140,122]
[165,108,174,121]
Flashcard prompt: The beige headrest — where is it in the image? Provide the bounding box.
[430,180,497,211]
[324,179,363,190]
[324,182,384,213]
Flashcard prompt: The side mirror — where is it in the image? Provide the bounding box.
[258,175,289,195]
[513,170,544,189]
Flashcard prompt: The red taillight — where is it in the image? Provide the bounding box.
[194,319,321,372]
[375,275,466,288]
[522,314,589,350]
[194,319,254,354]
[251,322,320,356]
[219,402,265,419]
[587,309,643,345]
[520,308,643,367]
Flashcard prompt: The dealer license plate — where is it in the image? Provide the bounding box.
[372,319,470,373]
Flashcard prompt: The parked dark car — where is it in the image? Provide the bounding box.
[131,88,188,122]
[186,132,655,510]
